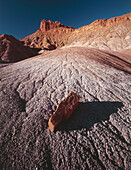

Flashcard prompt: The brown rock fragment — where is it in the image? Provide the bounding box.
[48,92,79,132]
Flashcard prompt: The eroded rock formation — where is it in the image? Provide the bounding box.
[63,13,131,52]
[40,20,73,32]
[0,12,131,170]
[0,34,39,62]
[20,13,131,51]
[20,20,74,49]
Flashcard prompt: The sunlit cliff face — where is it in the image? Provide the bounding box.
[20,13,131,51]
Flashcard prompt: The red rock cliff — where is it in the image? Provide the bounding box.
[40,20,73,32]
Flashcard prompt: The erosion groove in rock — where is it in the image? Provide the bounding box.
[0,47,131,169]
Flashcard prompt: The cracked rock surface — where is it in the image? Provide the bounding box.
[0,47,131,169]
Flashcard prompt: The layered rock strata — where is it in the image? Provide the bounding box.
[40,20,73,32]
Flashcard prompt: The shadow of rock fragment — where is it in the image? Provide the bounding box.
[57,101,123,131]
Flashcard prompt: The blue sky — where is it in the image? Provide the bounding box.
[0,0,131,39]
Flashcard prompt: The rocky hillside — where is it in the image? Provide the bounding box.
[0,34,39,63]
[0,47,131,169]
[20,13,131,51]
[65,13,131,51]
[20,20,74,49]
[1,14,130,63]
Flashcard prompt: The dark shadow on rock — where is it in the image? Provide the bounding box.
[57,101,123,132]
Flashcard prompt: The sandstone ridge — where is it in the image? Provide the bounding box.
[40,20,73,32]
[90,13,131,27]
[20,13,131,51]
[64,13,131,52]
[20,19,74,50]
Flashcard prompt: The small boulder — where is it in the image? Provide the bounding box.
[48,91,79,132]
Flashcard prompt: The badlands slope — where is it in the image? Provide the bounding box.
[63,13,131,52]
[0,34,39,63]
[0,47,131,169]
